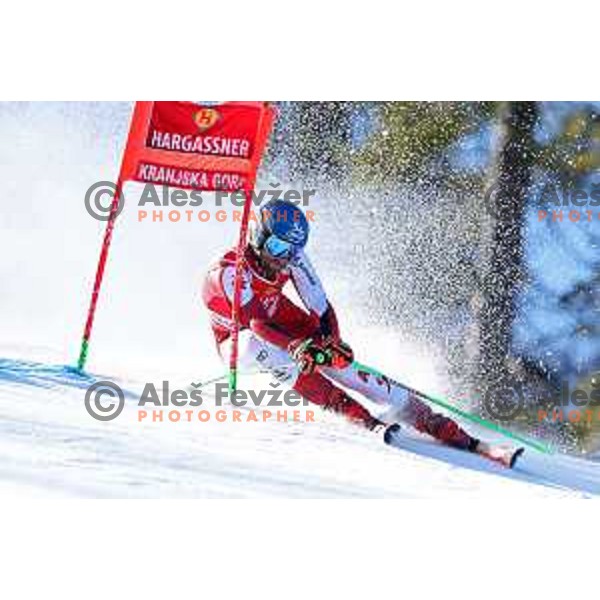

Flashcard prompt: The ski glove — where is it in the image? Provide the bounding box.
[323,338,354,369]
[288,337,354,374]
[288,338,330,374]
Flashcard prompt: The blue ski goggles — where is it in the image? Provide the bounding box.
[263,234,296,259]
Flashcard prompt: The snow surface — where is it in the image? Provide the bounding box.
[1,102,599,498]
[2,350,599,498]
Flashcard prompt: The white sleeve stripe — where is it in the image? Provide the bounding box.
[221,266,253,306]
[290,250,328,316]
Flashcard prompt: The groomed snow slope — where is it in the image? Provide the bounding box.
[2,353,598,498]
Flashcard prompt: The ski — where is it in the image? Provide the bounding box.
[383,423,525,469]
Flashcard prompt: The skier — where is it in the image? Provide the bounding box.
[202,200,524,468]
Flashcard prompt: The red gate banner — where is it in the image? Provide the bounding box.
[121,101,274,191]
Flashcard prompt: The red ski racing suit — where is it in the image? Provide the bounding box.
[202,246,479,451]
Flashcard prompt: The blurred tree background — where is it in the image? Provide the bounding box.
[264,101,600,452]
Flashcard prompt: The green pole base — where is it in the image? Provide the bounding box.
[228,369,237,397]
[77,338,89,372]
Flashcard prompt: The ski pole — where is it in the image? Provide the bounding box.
[353,361,552,454]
